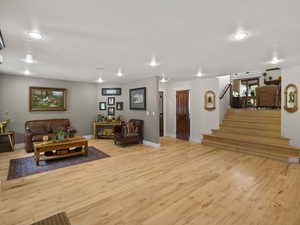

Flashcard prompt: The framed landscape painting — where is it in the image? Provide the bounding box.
[29,87,67,111]
[129,87,146,110]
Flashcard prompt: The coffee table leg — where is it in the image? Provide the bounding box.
[8,134,14,152]
[85,143,88,156]
[35,151,40,166]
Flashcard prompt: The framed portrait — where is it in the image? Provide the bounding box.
[102,88,121,96]
[129,87,146,110]
[108,97,115,105]
[108,107,115,116]
[99,102,107,110]
[204,90,216,111]
[116,102,123,111]
[29,87,67,111]
[284,84,298,113]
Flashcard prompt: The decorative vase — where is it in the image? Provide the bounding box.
[57,133,65,141]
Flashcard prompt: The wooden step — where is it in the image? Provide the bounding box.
[225,115,281,123]
[203,134,299,155]
[214,127,283,139]
[209,132,290,147]
[228,109,280,115]
[202,139,299,163]
[222,120,281,131]
[212,129,289,143]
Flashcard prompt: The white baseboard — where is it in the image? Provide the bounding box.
[82,134,93,139]
[143,140,161,148]
[15,143,25,149]
[165,133,176,138]
[288,157,300,164]
[189,137,202,143]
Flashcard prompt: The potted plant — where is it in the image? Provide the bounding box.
[56,129,66,141]
[66,126,77,138]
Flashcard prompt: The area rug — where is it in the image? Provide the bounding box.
[7,146,110,180]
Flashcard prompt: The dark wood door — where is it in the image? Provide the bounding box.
[159,92,164,136]
[176,90,190,140]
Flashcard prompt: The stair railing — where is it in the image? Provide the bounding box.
[219,83,232,100]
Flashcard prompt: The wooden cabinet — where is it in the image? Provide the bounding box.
[93,121,122,139]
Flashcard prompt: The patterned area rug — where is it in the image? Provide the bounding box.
[7,146,110,180]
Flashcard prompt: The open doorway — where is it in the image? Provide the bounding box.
[176,90,190,140]
[159,91,164,136]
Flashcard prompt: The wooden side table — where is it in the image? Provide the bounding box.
[0,131,15,151]
[93,120,123,139]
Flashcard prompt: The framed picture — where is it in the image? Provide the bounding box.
[108,97,115,105]
[99,102,107,110]
[204,90,216,111]
[102,88,121,96]
[116,102,123,111]
[284,84,298,113]
[108,107,115,116]
[29,87,67,111]
[129,87,146,110]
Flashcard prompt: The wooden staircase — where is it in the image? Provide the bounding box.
[202,109,300,163]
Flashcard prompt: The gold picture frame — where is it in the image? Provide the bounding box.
[204,90,216,111]
[29,87,67,111]
[284,84,298,113]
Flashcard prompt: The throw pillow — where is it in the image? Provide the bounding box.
[29,125,47,134]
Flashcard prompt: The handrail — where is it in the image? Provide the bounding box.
[219,83,232,100]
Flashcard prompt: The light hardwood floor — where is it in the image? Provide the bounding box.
[1,137,300,225]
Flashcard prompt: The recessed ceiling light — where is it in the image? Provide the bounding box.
[160,74,168,83]
[22,54,37,64]
[233,30,248,41]
[195,70,204,77]
[116,68,123,77]
[24,69,30,75]
[28,31,43,40]
[97,77,104,83]
[270,56,281,64]
[148,56,160,67]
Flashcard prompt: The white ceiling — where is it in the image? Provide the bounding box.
[0,0,300,83]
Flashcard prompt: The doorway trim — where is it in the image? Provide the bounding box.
[176,89,191,141]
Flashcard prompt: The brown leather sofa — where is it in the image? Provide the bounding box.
[25,119,70,153]
[113,119,143,146]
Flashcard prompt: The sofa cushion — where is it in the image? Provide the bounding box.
[29,125,48,134]
[51,124,65,133]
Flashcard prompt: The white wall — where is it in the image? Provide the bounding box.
[281,66,300,147]
[160,76,230,143]
[0,74,98,143]
[97,77,160,144]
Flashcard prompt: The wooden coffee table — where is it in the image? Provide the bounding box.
[33,137,88,166]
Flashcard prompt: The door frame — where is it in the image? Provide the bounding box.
[176,89,191,141]
[159,91,164,137]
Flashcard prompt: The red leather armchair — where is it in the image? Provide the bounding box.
[113,119,143,146]
[25,119,70,153]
